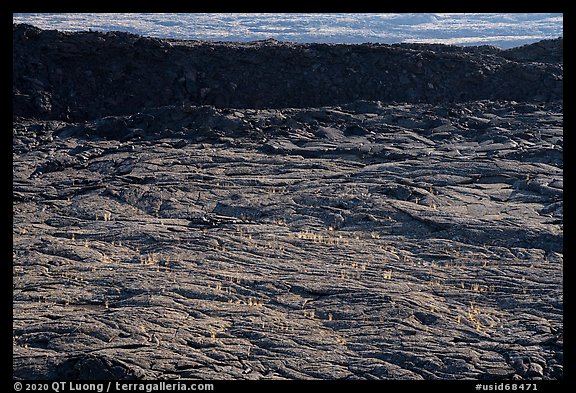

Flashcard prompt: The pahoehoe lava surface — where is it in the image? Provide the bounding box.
[13,24,563,380]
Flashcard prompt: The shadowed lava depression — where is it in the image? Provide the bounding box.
[13,24,563,380]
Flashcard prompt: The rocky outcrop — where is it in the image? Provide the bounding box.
[13,25,562,381]
[13,23,562,121]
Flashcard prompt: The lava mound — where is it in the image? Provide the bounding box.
[13,23,562,121]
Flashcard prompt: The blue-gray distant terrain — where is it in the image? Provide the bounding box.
[12,13,562,48]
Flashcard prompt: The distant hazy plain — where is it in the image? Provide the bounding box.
[12,13,563,48]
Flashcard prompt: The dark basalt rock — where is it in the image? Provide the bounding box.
[13,23,562,121]
[13,25,562,381]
